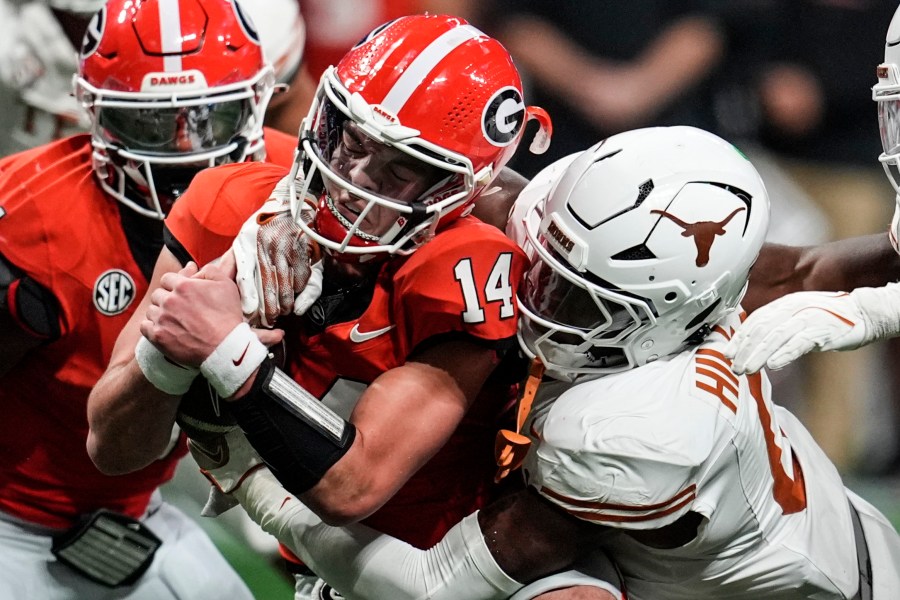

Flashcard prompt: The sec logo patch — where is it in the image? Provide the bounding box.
[93,269,136,316]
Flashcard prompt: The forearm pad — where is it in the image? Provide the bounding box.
[235,468,523,600]
[229,358,355,495]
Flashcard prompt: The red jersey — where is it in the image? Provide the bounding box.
[0,129,295,529]
[166,162,528,548]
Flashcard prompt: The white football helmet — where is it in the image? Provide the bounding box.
[240,0,305,87]
[875,4,900,191]
[874,4,900,254]
[516,126,770,379]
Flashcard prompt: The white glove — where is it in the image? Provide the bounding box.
[726,283,900,374]
[233,174,323,328]
[188,428,264,517]
[234,470,522,600]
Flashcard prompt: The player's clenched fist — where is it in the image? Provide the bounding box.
[142,261,245,367]
[725,283,900,374]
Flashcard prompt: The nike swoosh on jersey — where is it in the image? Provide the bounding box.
[348,324,396,343]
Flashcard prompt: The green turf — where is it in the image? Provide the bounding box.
[160,482,294,599]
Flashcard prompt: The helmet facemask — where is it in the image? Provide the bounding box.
[873,6,900,195]
[875,76,900,194]
[292,69,483,257]
[79,71,274,219]
[517,199,652,379]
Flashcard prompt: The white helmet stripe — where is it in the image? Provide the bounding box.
[380,24,481,114]
[159,0,183,72]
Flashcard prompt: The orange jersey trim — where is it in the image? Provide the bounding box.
[542,484,697,524]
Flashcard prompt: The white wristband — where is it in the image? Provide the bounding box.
[200,322,268,398]
[134,336,199,396]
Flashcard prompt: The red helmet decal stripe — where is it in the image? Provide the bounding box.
[381,24,481,114]
[159,0,184,72]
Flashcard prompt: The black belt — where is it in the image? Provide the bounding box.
[848,500,873,600]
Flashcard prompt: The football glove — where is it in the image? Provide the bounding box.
[233,174,323,328]
[189,427,265,517]
[726,283,900,374]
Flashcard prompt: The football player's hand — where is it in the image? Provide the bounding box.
[233,175,323,328]
[725,286,900,375]
[189,428,265,517]
[142,261,282,367]
[142,262,241,366]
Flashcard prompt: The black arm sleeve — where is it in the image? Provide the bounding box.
[162,224,195,267]
[0,252,60,340]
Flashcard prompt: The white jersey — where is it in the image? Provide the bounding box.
[523,312,900,599]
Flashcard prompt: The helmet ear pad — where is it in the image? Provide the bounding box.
[75,0,276,219]
[517,126,770,377]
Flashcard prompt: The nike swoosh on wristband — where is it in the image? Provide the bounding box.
[349,324,396,343]
[232,343,251,366]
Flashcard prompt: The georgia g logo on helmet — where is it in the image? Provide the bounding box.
[80,6,105,58]
[230,0,261,45]
[482,86,525,147]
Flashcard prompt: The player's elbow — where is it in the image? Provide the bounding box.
[307,489,385,526]
[86,426,155,476]
[314,499,378,526]
[85,430,125,475]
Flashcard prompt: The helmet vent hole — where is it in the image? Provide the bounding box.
[592,149,622,164]
[635,179,654,205]
[648,275,655,281]
[611,244,656,261]
[595,179,656,226]
[665,292,677,302]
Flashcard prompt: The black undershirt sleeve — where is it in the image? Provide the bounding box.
[0,252,61,341]
[162,224,195,267]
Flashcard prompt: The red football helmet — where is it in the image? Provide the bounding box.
[290,13,551,258]
[75,0,276,219]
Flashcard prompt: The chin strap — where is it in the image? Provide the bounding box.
[494,357,544,482]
